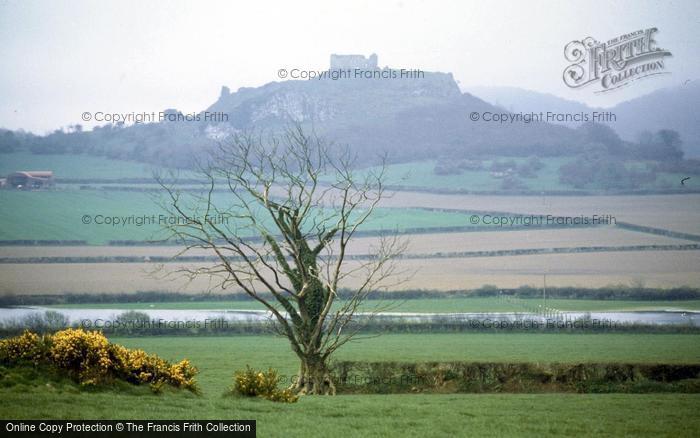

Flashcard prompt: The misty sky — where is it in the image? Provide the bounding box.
[1,0,698,133]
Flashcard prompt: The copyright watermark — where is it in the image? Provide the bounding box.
[81,214,230,226]
[468,111,616,123]
[277,68,425,80]
[2,420,254,434]
[79,318,236,330]
[80,111,229,124]
[469,214,616,226]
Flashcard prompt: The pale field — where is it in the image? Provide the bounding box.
[381,192,700,235]
[2,250,699,294]
[0,227,691,259]
[396,227,692,253]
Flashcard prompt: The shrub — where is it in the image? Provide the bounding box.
[0,331,47,365]
[109,343,198,392]
[50,328,113,385]
[265,387,299,403]
[0,329,198,392]
[232,366,298,403]
[19,311,69,332]
[44,311,70,330]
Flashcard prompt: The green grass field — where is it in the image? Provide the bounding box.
[112,334,700,373]
[0,151,170,180]
[355,158,700,192]
[1,334,699,436]
[1,388,697,437]
[6,151,697,193]
[0,190,506,244]
[47,297,700,312]
[348,158,569,192]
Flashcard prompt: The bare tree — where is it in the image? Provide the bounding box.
[157,126,405,395]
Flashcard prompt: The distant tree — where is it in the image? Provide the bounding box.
[490,159,517,172]
[656,129,684,161]
[578,122,625,156]
[0,130,21,153]
[558,155,657,190]
[636,130,654,148]
[516,156,544,178]
[632,129,684,161]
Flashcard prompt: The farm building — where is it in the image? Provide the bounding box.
[5,171,55,189]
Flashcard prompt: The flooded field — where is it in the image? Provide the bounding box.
[1,306,697,326]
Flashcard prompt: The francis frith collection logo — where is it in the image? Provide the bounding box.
[563,28,672,93]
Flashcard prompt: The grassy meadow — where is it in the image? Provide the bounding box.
[0,190,507,244]
[2,334,700,436]
[4,151,700,192]
[354,158,700,192]
[0,151,171,180]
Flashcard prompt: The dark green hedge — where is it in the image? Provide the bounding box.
[331,361,700,394]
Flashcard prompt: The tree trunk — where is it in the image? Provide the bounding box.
[292,354,336,395]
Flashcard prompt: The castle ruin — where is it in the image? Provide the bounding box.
[330,53,378,70]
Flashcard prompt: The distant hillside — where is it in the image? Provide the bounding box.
[471,83,700,157]
[6,65,594,168]
[609,82,700,157]
[469,86,593,128]
[205,72,585,163]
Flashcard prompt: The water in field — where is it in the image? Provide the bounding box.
[0,307,697,327]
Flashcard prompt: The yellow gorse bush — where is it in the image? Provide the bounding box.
[232,366,298,403]
[50,328,113,384]
[0,331,45,365]
[0,329,198,393]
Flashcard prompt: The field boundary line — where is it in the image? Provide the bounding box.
[616,222,700,242]
[1,243,698,264]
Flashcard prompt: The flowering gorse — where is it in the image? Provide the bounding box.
[0,329,198,392]
[232,366,298,403]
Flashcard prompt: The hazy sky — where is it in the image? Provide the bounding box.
[1,0,698,133]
